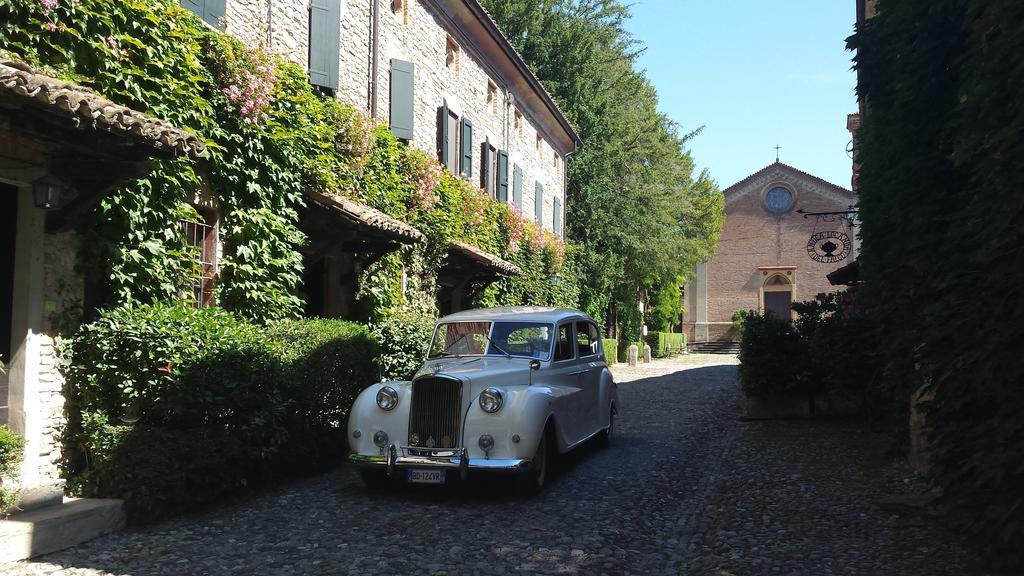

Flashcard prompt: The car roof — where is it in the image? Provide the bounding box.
[438,306,594,324]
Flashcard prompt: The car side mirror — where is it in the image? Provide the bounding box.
[529,360,541,371]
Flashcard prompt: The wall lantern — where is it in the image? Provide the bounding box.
[32,174,68,210]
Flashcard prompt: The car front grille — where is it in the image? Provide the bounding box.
[408,376,463,449]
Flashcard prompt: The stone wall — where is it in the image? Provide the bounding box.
[225,0,567,235]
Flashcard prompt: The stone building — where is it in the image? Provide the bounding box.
[684,162,858,343]
[184,0,579,314]
[0,57,205,558]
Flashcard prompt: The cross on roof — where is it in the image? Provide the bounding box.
[774,144,782,163]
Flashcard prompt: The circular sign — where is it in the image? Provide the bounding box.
[806,231,852,263]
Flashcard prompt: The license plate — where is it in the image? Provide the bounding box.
[407,469,446,484]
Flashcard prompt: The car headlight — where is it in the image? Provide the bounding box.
[479,387,504,413]
[376,386,399,411]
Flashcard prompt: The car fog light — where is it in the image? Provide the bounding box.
[479,387,504,413]
[410,432,420,446]
[353,429,362,439]
[478,434,494,452]
[376,386,399,411]
[373,430,389,447]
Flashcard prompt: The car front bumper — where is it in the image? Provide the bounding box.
[349,444,531,478]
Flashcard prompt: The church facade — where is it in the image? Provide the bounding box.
[684,162,858,342]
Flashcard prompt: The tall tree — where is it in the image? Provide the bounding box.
[482,0,724,337]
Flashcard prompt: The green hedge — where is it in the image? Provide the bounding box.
[601,339,617,365]
[737,313,809,398]
[0,425,25,515]
[265,318,377,466]
[369,312,435,380]
[644,332,686,358]
[64,304,377,520]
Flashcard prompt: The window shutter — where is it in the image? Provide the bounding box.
[554,195,562,236]
[535,182,543,224]
[440,101,450,169]
[481,140,492,194]
[513,165,523,207]
[460,117,473,177]
[389,59,415,140]
[497,150,509,202]
[180,0,204,19]
[309,0,341,90]
[204,0,225,27]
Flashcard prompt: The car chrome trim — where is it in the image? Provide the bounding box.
[348,448,530,472]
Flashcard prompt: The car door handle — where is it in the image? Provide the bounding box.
[569,368,593,375]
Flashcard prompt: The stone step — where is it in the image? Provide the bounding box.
[0,498,125,563]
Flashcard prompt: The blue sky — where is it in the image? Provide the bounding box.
[623,1,858,190]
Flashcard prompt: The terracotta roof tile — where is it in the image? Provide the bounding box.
[308,189,427,244]
[449,240,522,276]
[0,58,206,158]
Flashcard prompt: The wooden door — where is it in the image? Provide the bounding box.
[764,291,792,320]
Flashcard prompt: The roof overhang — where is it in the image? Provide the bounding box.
[827,259,860,286]
[0,58,206,232]
[300,190,426,259]
[439,240,522,285]
[428,0,579,155]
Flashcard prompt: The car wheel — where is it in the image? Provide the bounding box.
[359,467,390,490]
[517,431,549,496]
[598,407,614,448]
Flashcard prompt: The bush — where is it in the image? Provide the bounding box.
[0,425,25,516]
[731,309,751,337]
[368,312,435,380]
[644,332,686,358]
[602,339,617,365]
[737,313,809,398]
[64,304,378,520]
[265,318,378,465]
[64,303,286,518]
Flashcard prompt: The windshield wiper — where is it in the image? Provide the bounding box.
[434,334,470,358]
[481,332,512,359]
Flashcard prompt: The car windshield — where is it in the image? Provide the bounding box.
[427,321,553,360]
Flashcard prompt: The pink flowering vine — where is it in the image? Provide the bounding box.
[216,44,277,126]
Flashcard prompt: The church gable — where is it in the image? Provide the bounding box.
[722,162,855,208]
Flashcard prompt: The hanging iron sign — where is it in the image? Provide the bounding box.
[806,230,851,263]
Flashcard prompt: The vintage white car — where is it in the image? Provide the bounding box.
[347,307,618,493]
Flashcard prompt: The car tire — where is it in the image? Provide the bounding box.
[359,468,390,490]
[516,431,549,496]
[598,406,614,448]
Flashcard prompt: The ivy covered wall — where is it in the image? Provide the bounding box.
[0,0,572,326]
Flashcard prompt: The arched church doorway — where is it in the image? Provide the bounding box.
[761,273,794,320]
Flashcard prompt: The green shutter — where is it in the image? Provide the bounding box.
[460,116,473,177]
[389,59,415,140]
[309,0,341,90]
[481,141,491,194]
[535,182,543,224]
[497,151,509,202]
[440,101,450,168]
[513,165,523,207]
[180,0,204,19]
[205,0,225,27]
[554,195,562,236]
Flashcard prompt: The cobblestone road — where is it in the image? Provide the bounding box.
[3,355,988,576]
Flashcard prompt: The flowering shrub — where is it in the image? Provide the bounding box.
[211,37,277,126]
[333,105,376,174]
[404,148,442,211]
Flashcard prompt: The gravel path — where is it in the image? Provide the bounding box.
[2,355,989,575]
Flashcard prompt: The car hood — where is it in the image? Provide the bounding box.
[414,356,537,392]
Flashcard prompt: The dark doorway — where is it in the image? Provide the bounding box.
[764,291,792,320]
[0,184,17,425]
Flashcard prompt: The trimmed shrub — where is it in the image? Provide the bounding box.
[737,313,808,398]
[265,318,378,466]
[63,304,286,518]
[368,312,435,381]
[63,304,378,520]
[602,339,617,365]
[0,425,25,516]
[644,332,686,358]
